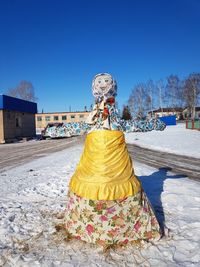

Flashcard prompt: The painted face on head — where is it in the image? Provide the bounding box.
[92,73,117,101]
[94,74,113,95]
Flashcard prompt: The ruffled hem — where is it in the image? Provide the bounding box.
[69,175,141,200]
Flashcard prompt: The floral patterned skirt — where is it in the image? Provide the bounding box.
[65,190,161,247]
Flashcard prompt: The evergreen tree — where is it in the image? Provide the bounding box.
[122,105,132,120]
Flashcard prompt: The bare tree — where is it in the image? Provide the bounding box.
[6,80,38,102]
[165,75,183,108]
[155,79,167,115]
[145,80,153,115]
[126,72,200,119]
[127,91,135,116]
[128,83,148,118]
[183,73,200,119]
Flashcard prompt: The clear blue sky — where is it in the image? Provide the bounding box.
[0,0,200,112]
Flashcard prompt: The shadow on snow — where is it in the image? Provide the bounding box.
[139,167,187,232]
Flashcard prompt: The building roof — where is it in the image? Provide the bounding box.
[151,107,184,113]
[183,107,200,112]
[36,111,90,115]
[0,94,37,114]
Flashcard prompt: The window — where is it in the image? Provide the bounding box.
[45,116,51,121]
[54,116,59,121]
[79,114,84,118]
[16,118,19,127]
[62,115,67,120]
[37,116,42,121]
[16,117,21,127]
[71,115,75,119]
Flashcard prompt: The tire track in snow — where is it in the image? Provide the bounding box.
[127,143,200,181]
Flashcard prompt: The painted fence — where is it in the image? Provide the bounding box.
[186,120,200,130]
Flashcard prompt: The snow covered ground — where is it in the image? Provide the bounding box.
[125,123,200,158]
[0,125,200,266]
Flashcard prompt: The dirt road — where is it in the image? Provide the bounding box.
[127,144,200,181]
[0,137,199,180]
[0,136,85,172]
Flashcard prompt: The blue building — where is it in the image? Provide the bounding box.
[0,95,37,143]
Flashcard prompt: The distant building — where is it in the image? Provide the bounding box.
[182,107,200,119]
[35,111,90,133]
[0,95,37,143]
[148,107,184,120]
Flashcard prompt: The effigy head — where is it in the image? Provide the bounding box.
[92,73,117,102]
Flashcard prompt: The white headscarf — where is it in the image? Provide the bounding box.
[92,73,117,102]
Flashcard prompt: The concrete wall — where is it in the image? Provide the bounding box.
[3,110,36,142]
[0,110,5,143]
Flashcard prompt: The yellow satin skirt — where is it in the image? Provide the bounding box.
[69,130,141,200]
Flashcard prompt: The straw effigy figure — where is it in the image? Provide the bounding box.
[65,73,162,248]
